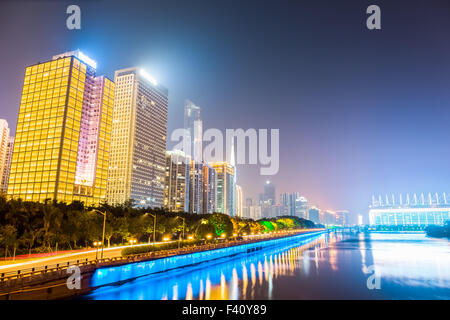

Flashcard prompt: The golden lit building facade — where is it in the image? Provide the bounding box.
[7,50,114,205]
[0,119,11,193]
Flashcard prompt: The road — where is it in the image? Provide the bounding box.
[0,242,167,275]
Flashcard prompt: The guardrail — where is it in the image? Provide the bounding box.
[0,229,323,284]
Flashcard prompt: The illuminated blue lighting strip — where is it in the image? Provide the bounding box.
[91,231,325,287]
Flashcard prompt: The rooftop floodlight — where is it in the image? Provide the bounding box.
[77,50,97,69]
[139,69,158,86]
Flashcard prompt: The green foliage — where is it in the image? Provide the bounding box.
[208,213,233,236]
[0,194,320,258]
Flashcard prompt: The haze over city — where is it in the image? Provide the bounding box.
[2,0,450,222]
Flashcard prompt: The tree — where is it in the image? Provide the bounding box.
[0,225,17,258]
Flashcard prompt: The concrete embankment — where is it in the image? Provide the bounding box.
[0,229,325,300]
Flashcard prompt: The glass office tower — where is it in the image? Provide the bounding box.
[210,162,235,215]
[106,67,168,208]
[7,50,114,205]
[164,150,189,212]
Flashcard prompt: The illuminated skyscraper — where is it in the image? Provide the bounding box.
[106,67,168,208]
[0,120,11,193]
[184,100,202,163]
[236,184,243,217]
[1,137,14,193]
[210,162,235,215]
[189,161,203,214]
[7,50,114,204]
[184,100,203,213]
[308,207,320,224]
[164,150,189,212]
[202,163,216,214]
[264,180,276,205]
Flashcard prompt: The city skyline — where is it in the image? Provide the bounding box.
[2,1,450,222]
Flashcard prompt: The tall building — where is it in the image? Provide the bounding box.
[280,192,299,216]
[164,150,189,212]
[188,162,203,214]
[106,67,168,208]
[321,210,337,225]
[1,136,14,193]
[369,193,450,226]
[184,100,202,163]
[202,163,216,214]
[249,205,262,220]
[295,196,308,218]
[308,207,320,224]
[236,184,243,217]
[0,120,11,193]
[335,210,348,226]
[8,50,114,205]
[185,100,203,213]
[264,180,276,205]
[210,162,235,215]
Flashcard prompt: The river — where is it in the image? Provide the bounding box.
[82,232,450,300]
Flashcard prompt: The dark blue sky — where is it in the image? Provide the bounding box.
[1,0,450,222]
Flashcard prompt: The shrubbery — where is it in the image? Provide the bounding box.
[121,239,204,256]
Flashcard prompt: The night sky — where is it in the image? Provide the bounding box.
[1,0,450,222]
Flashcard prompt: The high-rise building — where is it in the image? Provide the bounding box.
[308,207,320,224]
[210,162,235,215]
[1,136,14,193]
[164,150,189,212]
[184,100,203,213]
[184,100,202,163]
[189,161,203,214]
[8,50,114,205]
[335,210,348,226]
[321,210,337,225]
[0,120,11,193]
[280,192,299,216]
[264,180,276,205]
[106,67,168,208]
[295,196,308,218]
[249,205,262,220]
[236,184,243,217]
[202,163,216,214]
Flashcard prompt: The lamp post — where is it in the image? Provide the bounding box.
[144,213,157,244]
[93,241,102,260]
[90,209,107,260]
[175,216,186,248]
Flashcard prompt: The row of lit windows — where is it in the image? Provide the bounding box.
[25,58,71,75]
[23,77,70,94]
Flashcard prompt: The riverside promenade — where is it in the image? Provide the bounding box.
[0,229,325,300]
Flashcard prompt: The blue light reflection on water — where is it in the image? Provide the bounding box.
[83,232,450,300]
[90,231,325,287]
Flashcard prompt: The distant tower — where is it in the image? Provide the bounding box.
[264,180,276,205]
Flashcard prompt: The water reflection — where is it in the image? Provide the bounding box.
[84,232,450,300]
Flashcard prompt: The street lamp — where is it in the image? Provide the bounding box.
[93,241,102,260]
[174,216,186,248]
[90,209,107,259]
[144,212,157,244]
